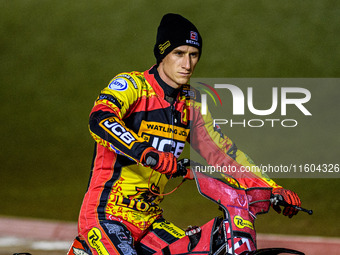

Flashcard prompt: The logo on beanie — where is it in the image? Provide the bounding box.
[159,40,171,54]
[186,31,200,47]
[190,31,198,41]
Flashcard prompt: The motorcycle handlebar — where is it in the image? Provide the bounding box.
[177,158,313,215]
[176,158,190,176]
[270,194,313,215]
[173,158,192,178]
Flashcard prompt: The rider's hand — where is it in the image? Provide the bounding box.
[141,147,177,175]
[272,188,301,218]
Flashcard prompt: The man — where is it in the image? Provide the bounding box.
[73,13,301,254]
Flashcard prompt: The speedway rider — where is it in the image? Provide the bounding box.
[73,13,301,254]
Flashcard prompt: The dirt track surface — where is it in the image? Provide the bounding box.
[0,216,76,255]
[0,216,339,255]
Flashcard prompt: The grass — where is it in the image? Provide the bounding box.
[1,0,339,237]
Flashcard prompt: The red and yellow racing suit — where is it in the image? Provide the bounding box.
[78,65,281,252]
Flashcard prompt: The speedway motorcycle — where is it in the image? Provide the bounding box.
[67,159,312,255]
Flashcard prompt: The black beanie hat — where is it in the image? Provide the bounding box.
[154,13,203,64]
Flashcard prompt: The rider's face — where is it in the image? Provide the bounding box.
[157,45,199,89]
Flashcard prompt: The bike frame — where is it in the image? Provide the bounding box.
[153,168,306,255]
